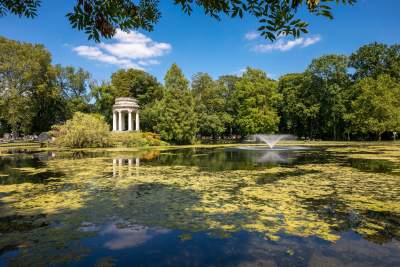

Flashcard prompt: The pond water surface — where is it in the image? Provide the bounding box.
[0,144,400,266]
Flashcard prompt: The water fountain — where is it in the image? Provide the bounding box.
[231,134,310,165]
[239,134,307,151]
[251,134,294,149]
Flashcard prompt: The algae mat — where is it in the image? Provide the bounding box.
[0,144,400,266]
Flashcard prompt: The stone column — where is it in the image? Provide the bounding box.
[118,158,123,177]
[112,112,117,131]
[112,159,117,177]
[118,111,122,132]
[122,112,126,131]
[135,111,140,131]
[135,157,140,176]
[128,111,132,131]
[128,159,132,176]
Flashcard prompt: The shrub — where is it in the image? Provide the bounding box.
[51,112,111,148]
[110,132,167,147]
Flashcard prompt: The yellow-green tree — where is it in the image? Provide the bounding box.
[0,36,61,135]
[345,75,400,140]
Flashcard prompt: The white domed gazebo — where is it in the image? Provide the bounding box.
[112,97,140,132]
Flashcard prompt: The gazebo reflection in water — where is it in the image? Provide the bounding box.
[112,157,140,177]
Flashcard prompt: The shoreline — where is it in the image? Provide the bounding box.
[1,140,399,154]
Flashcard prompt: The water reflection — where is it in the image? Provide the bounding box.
[112,157,140,177]
[149,147,313,171]
[256,150,290,164]
[100,222,169,250]
[348,157,398,174]
[0,145,400,266]
[0,154,64,185]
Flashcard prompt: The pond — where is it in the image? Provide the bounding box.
[0,144,400,266]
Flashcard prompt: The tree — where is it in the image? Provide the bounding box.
[1,89,33,135]
[164,63,189,91]
[217,75,241,136]
[345,75,400,140]
[349,42,400,81]
[91,81,116,125]
[1,0,356,42]
[0,36,59,135]
[218,75,240,98]
[112,68,164,131]
[92,68,163,129]
[150,64,197,144]
[111,68,163,105]
[306,55,351,139]
[30,68,65,134]
[230,68,280,136]
[54,65,92,118]
[278,73,319,138]
[192,72,232,139]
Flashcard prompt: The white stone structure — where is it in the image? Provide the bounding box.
[112,97,140,132]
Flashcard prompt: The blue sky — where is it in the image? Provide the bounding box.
[1,0,399,83]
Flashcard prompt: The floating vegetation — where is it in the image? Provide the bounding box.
[0,143,399,266]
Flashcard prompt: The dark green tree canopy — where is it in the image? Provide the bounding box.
[349,42,400,81]
[278,73,318,136]
[150,64,197,144]
[91,69,163,129]
[0,0,356,42]
[1,35,399,141]
[307,54,349,84]
[192,72,232,138]
[230,67,280,136]
[111,68,163,105]
[305,55,351,139]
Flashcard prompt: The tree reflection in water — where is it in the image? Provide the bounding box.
[0,144,399,266]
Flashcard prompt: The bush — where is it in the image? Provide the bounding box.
[110,132,167,147]
[51,112,111,148]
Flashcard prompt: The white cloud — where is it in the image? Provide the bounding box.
[73,29,172,70]
[302,36,321,47]
[251,35,321,53]
[73,46,140,69]
[138,59,160,66]
[244,31,259,41]
[74,46,103,58]
[114,30,152,44]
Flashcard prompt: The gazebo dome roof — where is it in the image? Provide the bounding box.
[112,97,139,110]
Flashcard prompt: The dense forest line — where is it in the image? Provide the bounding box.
[0,36,399,144]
